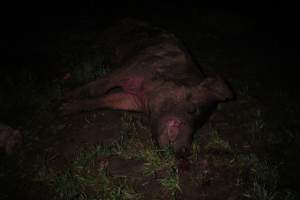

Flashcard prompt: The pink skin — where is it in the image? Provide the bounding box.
[120,77,147,110]
[157,116,192,152]
[158,118,181,147]
[165,118,183,142]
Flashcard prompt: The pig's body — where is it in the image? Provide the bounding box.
[61,19,233,153]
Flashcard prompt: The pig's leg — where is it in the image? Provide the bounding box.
[64,74,146,101]
[63,67,130,100]
[61,92,142,115]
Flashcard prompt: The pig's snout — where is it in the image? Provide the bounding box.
[157,116,192,153]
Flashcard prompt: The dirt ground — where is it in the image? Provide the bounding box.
[1,13,299,200]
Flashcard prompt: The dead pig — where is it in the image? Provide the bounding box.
[60,19,233,154]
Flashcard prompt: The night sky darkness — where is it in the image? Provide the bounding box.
[4,1,298,87]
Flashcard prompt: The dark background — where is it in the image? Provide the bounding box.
[3,1,298,82]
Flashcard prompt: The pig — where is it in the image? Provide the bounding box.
[60,18,233,154]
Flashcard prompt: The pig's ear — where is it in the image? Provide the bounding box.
[197,77,234,102]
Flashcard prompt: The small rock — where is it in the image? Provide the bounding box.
[0,124,22,154]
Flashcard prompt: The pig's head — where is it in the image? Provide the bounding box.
[151,77,233,155]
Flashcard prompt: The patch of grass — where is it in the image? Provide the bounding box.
[31,110,183,199]
[96,169,142,200]
[119,112,181,198]
[245,181,278,200]
[72,145,113,169]
[141,146,181,199]
[160,167,181,200]
[49,167,141,200]
[114,112,145,158]
[244,161,279,200]
[49,169,85,200]
[190,165,210,186]
[142,146,176,176]
[30,124,147,199]
[33,145,142,200]
[189,140,201,161]
[251,161,279,191]
[231,153,298,200]
[119,112,138,147]
[204,130,233,154]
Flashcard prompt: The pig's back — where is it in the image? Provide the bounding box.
[98,18,204,85]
